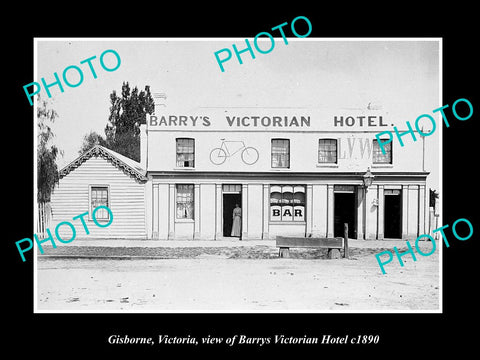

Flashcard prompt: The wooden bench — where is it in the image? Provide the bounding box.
[276,236,348,259]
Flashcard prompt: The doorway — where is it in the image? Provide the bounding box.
[334,188,356,238]
[223,193,242,237]
[384,191,402,238]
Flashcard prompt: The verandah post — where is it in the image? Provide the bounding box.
[344,223,349,259]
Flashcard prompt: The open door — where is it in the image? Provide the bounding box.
[223,193,242,237]
[384,190,402,238]
[334,186,356,238]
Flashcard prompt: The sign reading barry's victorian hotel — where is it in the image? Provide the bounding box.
[143,99,433,242]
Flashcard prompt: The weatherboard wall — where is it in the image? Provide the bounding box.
[50,156,147,239]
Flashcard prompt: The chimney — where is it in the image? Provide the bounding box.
[140,123,147,170]
[140,93,166,170]
[153,92,167,114]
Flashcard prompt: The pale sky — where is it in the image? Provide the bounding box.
[35,38,441,191]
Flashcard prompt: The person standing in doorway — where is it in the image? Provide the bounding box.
[231,203,242,238]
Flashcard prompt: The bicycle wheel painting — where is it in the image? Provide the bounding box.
[209,148,227,165]
[241,147,259,165]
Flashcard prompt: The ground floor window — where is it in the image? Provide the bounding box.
[176,184,194,219]
[90,186,109,220]
[270,185,305,222]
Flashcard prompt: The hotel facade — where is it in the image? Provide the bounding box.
[51,105,432,241]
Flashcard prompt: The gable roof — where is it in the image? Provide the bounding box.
[58,145,147,183]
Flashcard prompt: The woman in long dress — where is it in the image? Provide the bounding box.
[231,204,242,238]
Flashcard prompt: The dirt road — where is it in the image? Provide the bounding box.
[36,243,440,312]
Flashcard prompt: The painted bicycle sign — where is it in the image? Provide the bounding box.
[209,139,259,165]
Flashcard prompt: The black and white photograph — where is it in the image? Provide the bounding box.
[33,38,441,312]
[6,7,479,356]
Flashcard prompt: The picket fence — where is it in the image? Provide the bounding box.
[37,202,52,239]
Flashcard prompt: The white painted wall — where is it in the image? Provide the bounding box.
[146,129,425,174]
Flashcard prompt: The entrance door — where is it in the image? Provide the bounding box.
[384,190,402,238]
[222,184,242,237]
[334,186,356,238]
[223,194,242,237]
